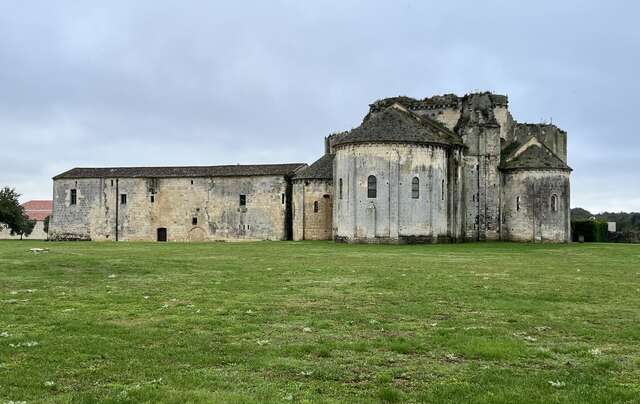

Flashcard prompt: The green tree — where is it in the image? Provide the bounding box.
[16,216,36,240]
[0,187,28,235]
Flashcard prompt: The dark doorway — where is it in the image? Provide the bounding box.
[157,227,167,242]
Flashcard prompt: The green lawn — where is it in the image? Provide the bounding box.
[0,241,639,403]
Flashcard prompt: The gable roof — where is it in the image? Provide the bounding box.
[332,104,463,148]
[21,200,52,221]
[293,153,334,180]
[53,163,308,180]
[500,137,571,172]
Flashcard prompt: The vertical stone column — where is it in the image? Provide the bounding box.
[389,150,400,239]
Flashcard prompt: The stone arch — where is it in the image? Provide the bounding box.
[188,227,206,242]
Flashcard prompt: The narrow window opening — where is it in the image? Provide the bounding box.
[367,175,377,199]
[313,201,319,213]
[339,178,343,199]
[411,177,419,199]
[150,195,155,203]
[281,193,285,204]
[70,189,77,205]
[551,194,558,212]
[239,194,246,207]
[120,194,127,205]
[190,180,194,185]
[516,196,521,212]
[442,179,445,201]
[110,180,114,186]
[192,217,197,225]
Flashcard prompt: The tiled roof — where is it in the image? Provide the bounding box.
[332,104,463,148]
[21,200,52,221]
[500,138,571,172]
[53,163,308,180]
[293,153,334,180]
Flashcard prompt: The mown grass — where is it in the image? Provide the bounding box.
[0,240,639,403]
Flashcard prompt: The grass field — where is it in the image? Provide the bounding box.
[0,241,639,403]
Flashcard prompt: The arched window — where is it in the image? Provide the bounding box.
[339,178,343,199]
[516,196,521,212]
[551,194,558,212]
[411,177,419,199]
[367,175,377,198]
[313,201,319,213]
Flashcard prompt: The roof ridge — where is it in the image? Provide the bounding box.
[53,163,308,180]
[500,137,571,171]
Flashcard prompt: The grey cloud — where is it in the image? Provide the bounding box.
[0,0,638,211]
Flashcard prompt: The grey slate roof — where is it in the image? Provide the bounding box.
[293,153,334,180]
[53,163,307,180]
[500,140,571,171]
[332,105,463,148]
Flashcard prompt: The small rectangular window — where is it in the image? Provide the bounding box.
[339,178,343,199]
[70,189,77,205]
[150,195,155,203]
[239,194,246,207]
[282,193,285,204]
[110,180,114,186]
[192,217,197,225]
[120,194,127,205]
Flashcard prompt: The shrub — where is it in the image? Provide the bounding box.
[571,220,608,242]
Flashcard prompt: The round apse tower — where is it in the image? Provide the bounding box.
[332,103,464,243]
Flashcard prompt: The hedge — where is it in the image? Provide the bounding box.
[571,220,608,242]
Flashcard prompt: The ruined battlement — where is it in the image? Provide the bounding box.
[369,92,508,113]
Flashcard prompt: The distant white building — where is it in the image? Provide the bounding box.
[0,200,52,240]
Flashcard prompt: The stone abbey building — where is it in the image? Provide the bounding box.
[50,92,571,243]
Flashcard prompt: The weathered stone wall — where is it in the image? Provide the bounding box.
[412,106,462,132]
[0,221,47,240]
[411,94,506,241]
[333,143,455,243]
[50,175,291,241]
[292,179,333,240]
[500,170,571,242]
[50,178,105,240]
[458,124,502,241]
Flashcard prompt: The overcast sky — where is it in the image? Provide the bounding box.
[1,1,638,212]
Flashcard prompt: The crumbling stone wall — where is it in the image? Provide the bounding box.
[292,179,333,240]
[50,175,291,241]
[500,169,571,242]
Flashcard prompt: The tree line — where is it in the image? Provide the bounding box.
[571,207,640,233]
